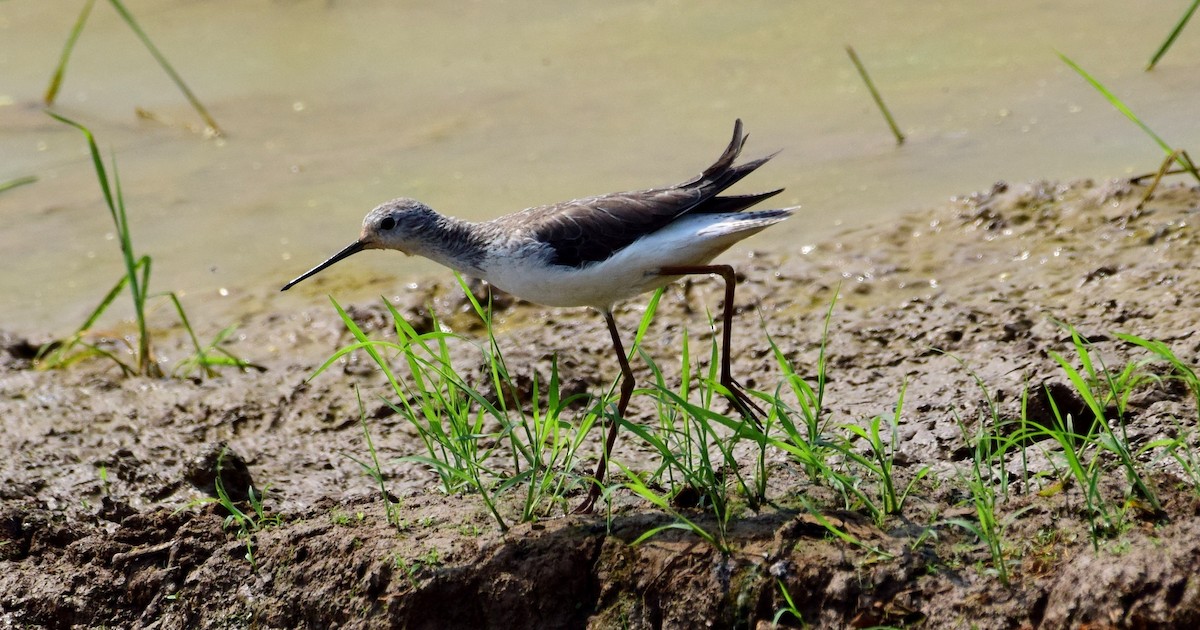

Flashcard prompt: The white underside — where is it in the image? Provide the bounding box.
[479,212,783,310]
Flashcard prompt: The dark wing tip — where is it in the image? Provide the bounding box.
[698,188,786,214]
[692,119,749,184]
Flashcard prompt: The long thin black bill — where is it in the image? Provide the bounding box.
[280,241,365,291]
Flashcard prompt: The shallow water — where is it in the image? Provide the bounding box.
[1,0,1197,336]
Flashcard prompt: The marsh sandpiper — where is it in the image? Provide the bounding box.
[282,119,793,512]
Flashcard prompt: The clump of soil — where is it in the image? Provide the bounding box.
[3,178,1200,628]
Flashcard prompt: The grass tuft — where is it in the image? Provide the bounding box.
[1048,324,1161,517]
[37,112,254,377]
[179,447,281,571]
[314,278,1200,589]
[318,283,601,531]
[43,112,155,375]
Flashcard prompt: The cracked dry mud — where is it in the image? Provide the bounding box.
[4,178,1200,629]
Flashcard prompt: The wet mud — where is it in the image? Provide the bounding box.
[4,179,1200,628]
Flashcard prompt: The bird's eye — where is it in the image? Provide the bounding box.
[380,217,397,230]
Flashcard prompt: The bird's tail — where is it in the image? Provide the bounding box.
[684,119,785,214]
[696,208,794,238]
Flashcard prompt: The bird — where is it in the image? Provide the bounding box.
[282,119,792,513]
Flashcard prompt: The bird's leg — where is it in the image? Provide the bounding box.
[574,310,636,514]
[657,264,765,423]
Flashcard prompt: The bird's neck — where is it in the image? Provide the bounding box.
[407,213,490,276]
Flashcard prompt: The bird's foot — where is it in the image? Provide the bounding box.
[572,487,600,515]
[723,377,766,429]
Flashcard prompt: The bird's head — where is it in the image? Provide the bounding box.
[280,198,437,291]
[357,198,438,253]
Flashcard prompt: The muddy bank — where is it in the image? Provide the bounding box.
[3,178,1200,628]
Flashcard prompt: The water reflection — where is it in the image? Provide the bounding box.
[0,1,1196,334]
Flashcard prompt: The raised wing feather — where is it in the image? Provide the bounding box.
[490,120,783,268]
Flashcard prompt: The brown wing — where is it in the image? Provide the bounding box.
[493,119,783,268]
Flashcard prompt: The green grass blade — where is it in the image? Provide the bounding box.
[207,326,264,373]
[0,176,37,194]
[452,272,488,320]
[167,292,206,374]
[76,270,131,333]
[617,462,720,550]
[632,288,665,349]
[351,385,402,527]
[73,342,136,375]
[35,266,137,372]
[310,340,402,379]
[1058,53,1169,150]
[1048,350,1104,430]
[1147,0,1200,70]
[1116,332,1200,403]
[105,0,222,135]
[44,0,97,104]
[846,45,905,145]
[47,112,116,212]
[326,296,406,394]
[132,249,153,375]
[773,581,804,626]
[795,494,892,557]
[1058,52,1200,182]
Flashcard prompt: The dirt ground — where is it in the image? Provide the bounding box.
[4,178,1200,629]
